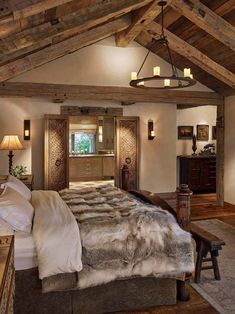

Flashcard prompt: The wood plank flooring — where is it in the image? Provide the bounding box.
[157,192,235,221]
[118,193,235,314]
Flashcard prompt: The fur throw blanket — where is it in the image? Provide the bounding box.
[59,185,194,289]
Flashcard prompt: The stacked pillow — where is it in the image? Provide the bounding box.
[0,175,34,233]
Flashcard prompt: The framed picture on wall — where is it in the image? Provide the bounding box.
[178,126,194,139]
[212,126,216,140]
[197,124,209,141]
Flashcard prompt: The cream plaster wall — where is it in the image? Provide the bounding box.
[224,96,235,205]
[177,106,217,156]
[0,99,176,192]
[0,36,210,191]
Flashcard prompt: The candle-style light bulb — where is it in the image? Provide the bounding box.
[190,74,193,79]
[184,68,191,77]
[138,80,144,86]
[164,79,170,87]
[153,66,160,76]
[131,72,137,80]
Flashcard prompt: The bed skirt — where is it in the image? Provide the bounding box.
[15,268,177,314]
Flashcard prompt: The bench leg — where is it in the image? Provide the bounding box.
[194,242,205,283]
[211,251,221,280]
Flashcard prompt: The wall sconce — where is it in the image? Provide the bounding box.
[24,120,30,140]
[98,119,103,143]
[148,119,155,140]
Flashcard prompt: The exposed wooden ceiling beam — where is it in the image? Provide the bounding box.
[146,22,235,89]
[169,0,235,52]
[0,0,74,25]
[0,0,153,62]
[0,16,130,82]
[115,0,170,47]
[0,82,224,106]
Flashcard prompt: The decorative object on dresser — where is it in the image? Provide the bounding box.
[0,175,34,191]
[178,155,216,193]
[178,126,193,140]
[192,134,197,155]
[148,119,155,140]
[0,236,14,314]
[0,136,24,174]
[199,143,216,155]
[11,165,27,178]
[197,124,209,141]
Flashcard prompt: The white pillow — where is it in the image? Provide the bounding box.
[0,187,34,233]
[1,175,31,201]
[0,218,13,236]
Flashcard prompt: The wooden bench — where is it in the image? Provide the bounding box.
[191,223,225,283]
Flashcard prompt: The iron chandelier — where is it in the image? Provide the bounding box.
[130,1,196,90]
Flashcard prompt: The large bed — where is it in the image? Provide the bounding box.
[0,179,194,314]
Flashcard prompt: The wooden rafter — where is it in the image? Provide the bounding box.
[0,82,224,106]
[115,0,172,47]
[0,0,74,25]
[146,22,235,89]
[170,0,235,52]
[0,0,153,62]
[0,16,130,82]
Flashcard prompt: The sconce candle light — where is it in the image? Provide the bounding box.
[148,119,155,140]
[24,120,30,140]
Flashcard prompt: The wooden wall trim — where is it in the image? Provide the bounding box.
[0,82,224,106]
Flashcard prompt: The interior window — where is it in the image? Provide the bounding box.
[70,132,95,154]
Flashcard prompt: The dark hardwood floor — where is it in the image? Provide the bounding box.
[157,192,235,221]
[118,193,235,314]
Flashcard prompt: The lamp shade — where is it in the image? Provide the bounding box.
[0,135,24,150]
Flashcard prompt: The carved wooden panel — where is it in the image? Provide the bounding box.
[115,117,139,190]
[44,115,69,190]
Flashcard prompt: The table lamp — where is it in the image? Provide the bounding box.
[0,135,24,174]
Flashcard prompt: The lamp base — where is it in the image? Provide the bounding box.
[8,150,14,174]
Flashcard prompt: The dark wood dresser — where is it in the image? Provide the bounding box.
[0,236,14,314]
[178,155,216,193]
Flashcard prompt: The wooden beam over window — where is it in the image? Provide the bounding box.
[115,0,172,47]
[0,82,224,106]
[170,0,235,52]
[146,22,235,89]
[0,16,130,82]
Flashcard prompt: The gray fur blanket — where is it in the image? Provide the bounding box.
[55,185,194,290]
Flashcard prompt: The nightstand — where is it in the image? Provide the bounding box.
[0,175,34,191]
[0,236,14,314]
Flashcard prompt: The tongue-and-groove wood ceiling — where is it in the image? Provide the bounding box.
[0,0,235,96]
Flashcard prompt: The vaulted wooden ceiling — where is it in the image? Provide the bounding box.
[0,0,235,96]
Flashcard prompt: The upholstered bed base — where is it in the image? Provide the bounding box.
[15,268,177,314]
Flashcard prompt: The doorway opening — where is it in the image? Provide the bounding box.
[68,115,115,188]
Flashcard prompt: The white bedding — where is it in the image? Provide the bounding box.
[0,218,37,270]
[32,190,82,279]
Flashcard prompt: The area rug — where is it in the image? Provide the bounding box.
[191,219,235,314]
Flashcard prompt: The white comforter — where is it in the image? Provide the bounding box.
[32,190,82,279]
